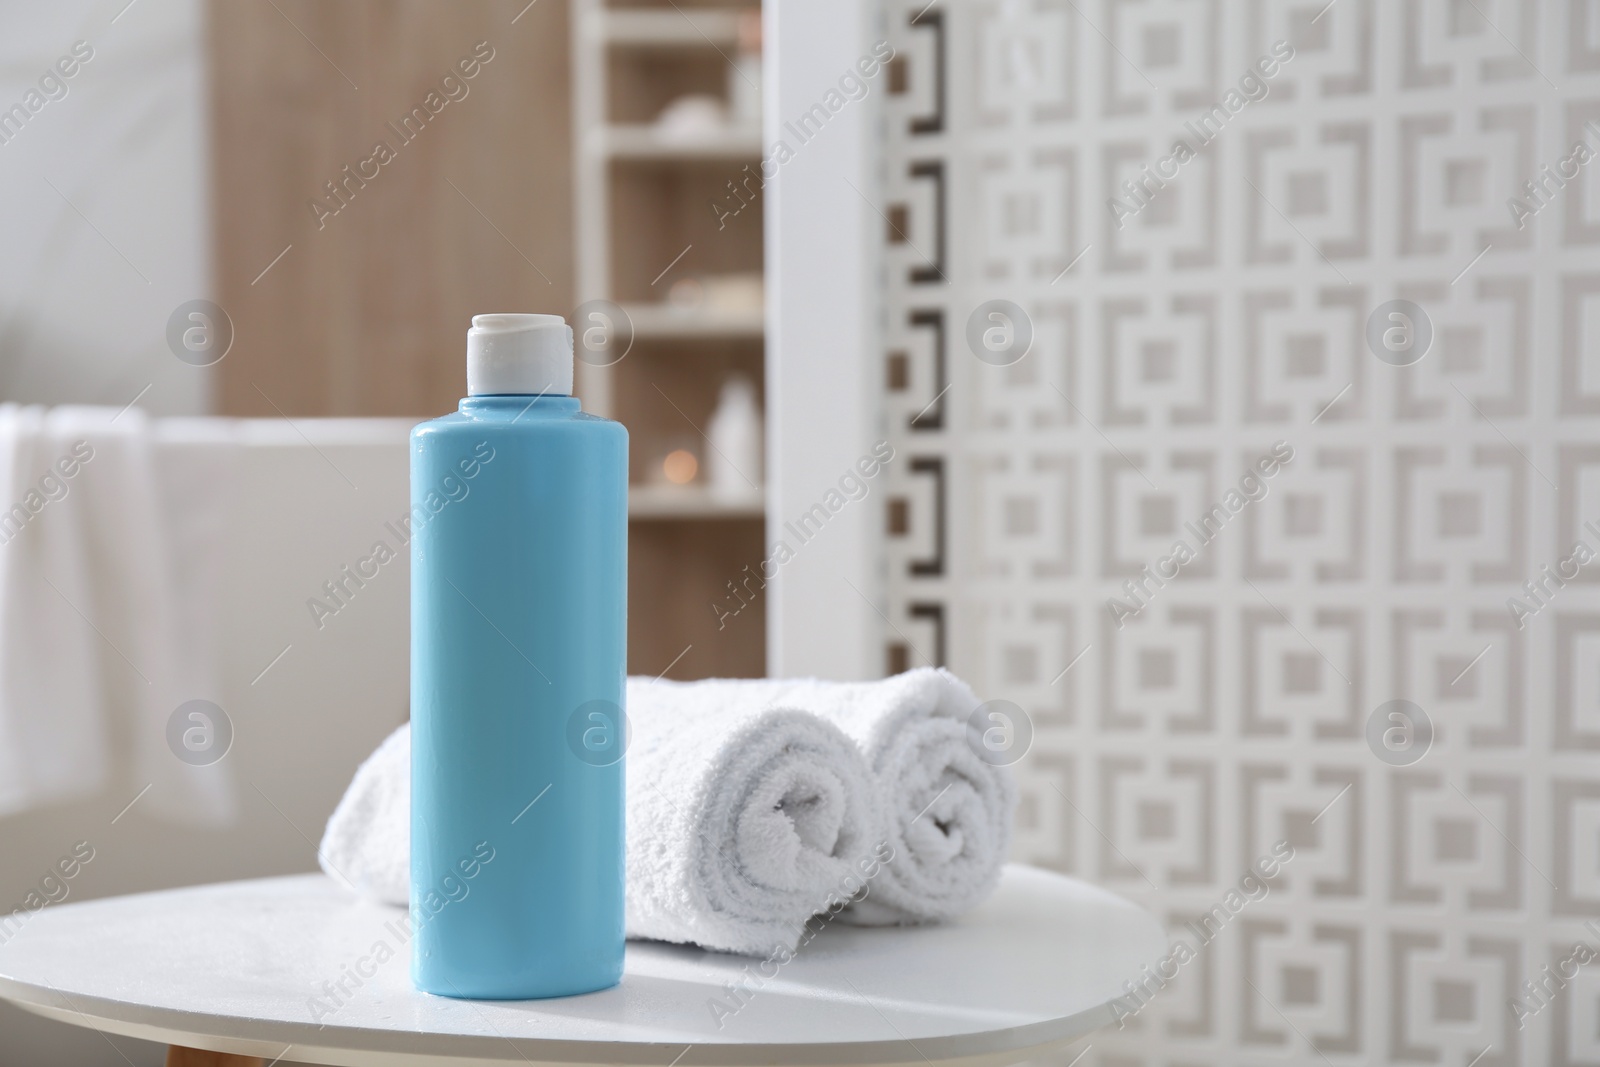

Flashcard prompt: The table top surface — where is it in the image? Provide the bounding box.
[0,865,1163,1067]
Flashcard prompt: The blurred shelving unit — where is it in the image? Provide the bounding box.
[572,0,767,680]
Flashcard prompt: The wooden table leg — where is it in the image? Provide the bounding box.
[165,1047,265,1067]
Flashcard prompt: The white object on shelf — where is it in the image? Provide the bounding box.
[653,94,728,142]
[706,375,763,500]
[0,866,1164,1066]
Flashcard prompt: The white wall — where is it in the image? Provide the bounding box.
[0,0,213,415]
[765,0,886,681]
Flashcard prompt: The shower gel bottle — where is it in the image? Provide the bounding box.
[411,313,626,998]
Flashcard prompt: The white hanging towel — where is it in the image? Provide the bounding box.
[0,405,235,822]
[0,404,106,813]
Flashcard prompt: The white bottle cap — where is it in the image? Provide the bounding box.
[466,313,574,396]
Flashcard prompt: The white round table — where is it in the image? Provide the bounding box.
[0,865,1163,1067]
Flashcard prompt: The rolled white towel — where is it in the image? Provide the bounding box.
[622,689,884,953]
[318,724,410,905]
[319,704,885,955]
[628,668,1015,924]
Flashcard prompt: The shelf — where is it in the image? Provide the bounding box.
[594,123,763,161]
[599,9,743,47]
[574,0,769,674]
[623,302,763,340]
[629,484,764,520]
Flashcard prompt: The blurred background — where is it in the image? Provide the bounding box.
[0,0,770,1062]
[4,0,771,672]
[6,0,1600,1065]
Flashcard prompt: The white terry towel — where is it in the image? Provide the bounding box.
[622,689,884,953]
[0,405,106,813]
[319,724,411,904]
[0,405,236,822]
[320,704,885,955]
[627,668,1015,925]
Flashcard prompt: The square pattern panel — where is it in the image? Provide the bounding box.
[878,1,1600,1062]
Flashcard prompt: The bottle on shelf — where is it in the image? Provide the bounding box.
[706,374,763,501]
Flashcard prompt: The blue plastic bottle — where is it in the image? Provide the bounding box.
[410,313,626,999]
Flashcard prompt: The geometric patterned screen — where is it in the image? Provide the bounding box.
[878,2,1600,1062]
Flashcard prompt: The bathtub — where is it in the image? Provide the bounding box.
[0,417,414,1067]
